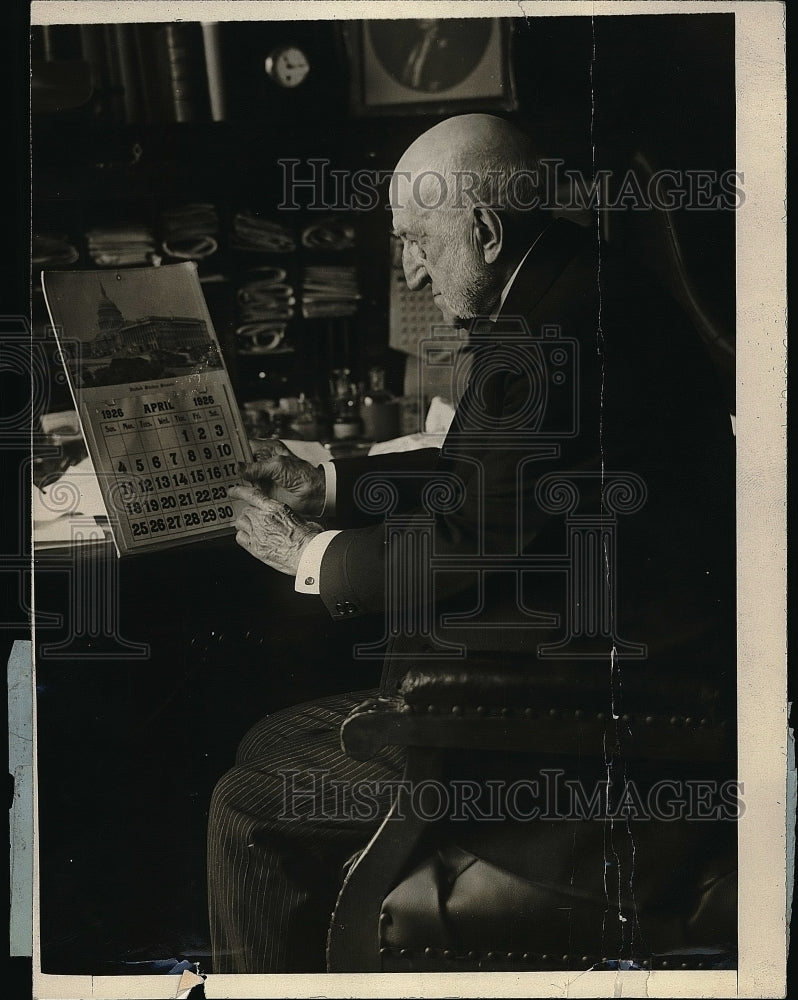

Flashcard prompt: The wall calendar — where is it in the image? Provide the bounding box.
[41,262,251,555]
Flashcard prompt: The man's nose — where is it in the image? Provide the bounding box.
[402,247,430,291]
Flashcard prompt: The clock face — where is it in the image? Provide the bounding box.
[265,46,310,88]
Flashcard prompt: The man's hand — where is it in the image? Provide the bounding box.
[242,439,326,516]
[231,484,323,576]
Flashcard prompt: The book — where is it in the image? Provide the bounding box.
[40,263,252,556]
[201,22,227,121]
[113,23,143,123]
[130,25,156,124]
[101,23,126,123]
[153,23,211,123]
[78,24,105,94]
[38,24,82,61]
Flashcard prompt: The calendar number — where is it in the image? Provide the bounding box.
[100,386,243,548]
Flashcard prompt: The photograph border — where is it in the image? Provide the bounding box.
[20,2,788,999]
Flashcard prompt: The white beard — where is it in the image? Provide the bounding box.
[439,243,501,324]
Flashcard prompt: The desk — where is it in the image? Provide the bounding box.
[33,534,382,973]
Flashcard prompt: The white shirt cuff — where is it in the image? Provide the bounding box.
[295,530,341,594]
[321,461,336,517]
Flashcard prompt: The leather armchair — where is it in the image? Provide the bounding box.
[326,657,737,973]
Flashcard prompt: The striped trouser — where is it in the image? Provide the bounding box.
[207,689,405,973]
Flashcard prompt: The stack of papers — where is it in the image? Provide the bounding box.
[231,211,296,253]
[301,216,356,251]
[161,203,220,261]
[86,224,157,267]
[301,265,360,319]
[236,267,296,353]
[33,233,79,267]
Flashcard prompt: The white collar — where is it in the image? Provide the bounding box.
[489,226,550,321]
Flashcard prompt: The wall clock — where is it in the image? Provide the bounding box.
[265,45,311,88]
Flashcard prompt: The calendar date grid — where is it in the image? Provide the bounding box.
[96,394,244,545]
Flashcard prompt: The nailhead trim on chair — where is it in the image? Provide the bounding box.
[377,944,723,969]
[403,703,725,729]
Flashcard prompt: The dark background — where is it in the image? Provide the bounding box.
[30,14,736,407]
[14,9,746,980]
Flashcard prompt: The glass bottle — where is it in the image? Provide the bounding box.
[330,368,362,440]
[361,366,400,442]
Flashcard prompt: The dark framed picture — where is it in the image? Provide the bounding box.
[345,18,517,115]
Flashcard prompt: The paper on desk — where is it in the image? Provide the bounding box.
[367,396,455,456]
[33,514,111,549]
[424,396,456,434]
[276,398,456,462]
[280,439,333,465]
[32,455,109,524]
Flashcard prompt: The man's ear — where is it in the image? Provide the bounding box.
[472,206,503,263]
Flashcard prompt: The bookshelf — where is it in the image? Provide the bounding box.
[31,20,401,420]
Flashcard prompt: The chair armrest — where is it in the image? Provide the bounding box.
[396,658,732,717]
[340,661,734,764]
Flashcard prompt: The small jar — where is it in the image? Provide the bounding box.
[361,366,400,442]
[330,368,362,439]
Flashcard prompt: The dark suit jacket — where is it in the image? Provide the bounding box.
[317,218,737,953]
[318,218,735,699]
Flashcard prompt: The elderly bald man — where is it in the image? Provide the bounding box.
[207,114,735,973]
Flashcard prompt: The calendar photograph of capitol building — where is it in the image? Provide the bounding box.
[54,271,224,388]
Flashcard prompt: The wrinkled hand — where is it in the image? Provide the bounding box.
[242,439,326,516]
[231,484,323,575]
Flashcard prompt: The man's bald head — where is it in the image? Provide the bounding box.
[390,114,545,324]
[392,114,542,226]
[396,113,538,179]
